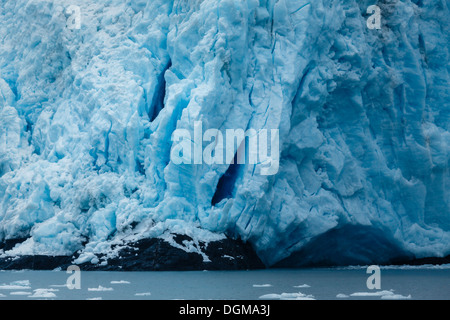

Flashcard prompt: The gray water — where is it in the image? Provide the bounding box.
[0,266,449,300]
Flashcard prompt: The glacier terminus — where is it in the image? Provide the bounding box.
[0,0,449,270]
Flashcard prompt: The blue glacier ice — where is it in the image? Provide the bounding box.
[0,0,449,267]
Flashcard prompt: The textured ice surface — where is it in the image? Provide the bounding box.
[0,0,449,267]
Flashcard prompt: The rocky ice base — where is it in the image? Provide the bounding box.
[0,0,449,269]
[1,234,449,271]
[0,235,264,271]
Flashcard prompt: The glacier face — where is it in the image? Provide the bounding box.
[0,0,449,267]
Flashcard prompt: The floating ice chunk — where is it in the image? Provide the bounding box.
[10,291,32,296]
[87,297,103,300]
[336,293,349,298]
[0,280,31,290]
[29,289,58,298]
[49,284,69,288]
[381,294,412,300]
[349,290,411,299]
[253,284,272,288]
[135,292,151,296]
[12,280,30,287]
[88,286,114,292]
[293,284,310,288]
[350,290,396,297]
[111,280,131,284]
[259,292,315,300]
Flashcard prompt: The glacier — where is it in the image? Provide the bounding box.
[0,0,449,268]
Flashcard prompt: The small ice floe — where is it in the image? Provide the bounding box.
[87,297,103,300]
[88,286,114,292]
[29,288,58,298]
[293,284,310,288]
[222,255,235,260]
[381,293,412,300]
[110,280,130,284]
[349,290,395,297]
[349,289,411,299]
[10,291,32,296]
[0,293,6,298]
[49,284,69,288]
[336,293,350,299]
[0,280,31,290]
[253,284,273,288]
[259,292,315,300]
[135,292,151,297]
[0,285,30,290]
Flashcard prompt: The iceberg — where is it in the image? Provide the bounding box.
[0,0,449,269]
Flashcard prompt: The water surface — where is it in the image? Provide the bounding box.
[0,266,448,300]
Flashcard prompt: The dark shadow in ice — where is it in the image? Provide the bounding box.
[274,225,413,267]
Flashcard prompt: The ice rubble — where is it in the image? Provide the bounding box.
[0,0,449,267]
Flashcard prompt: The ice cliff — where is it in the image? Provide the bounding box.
[0,0,449,268]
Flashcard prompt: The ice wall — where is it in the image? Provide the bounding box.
[0,0,449,266]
